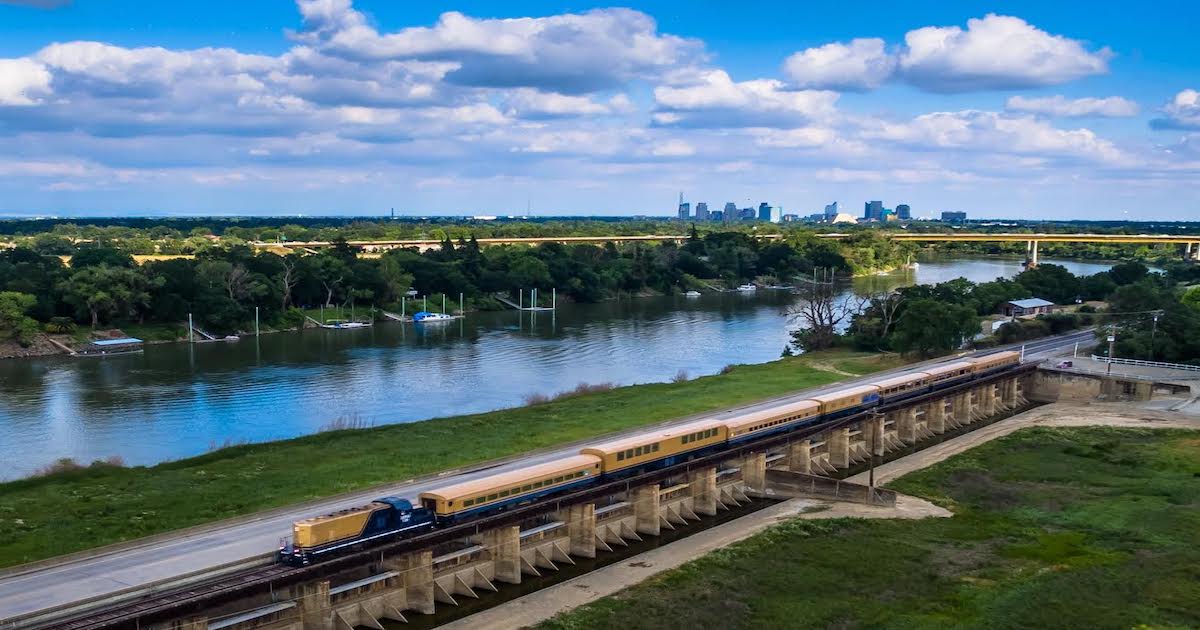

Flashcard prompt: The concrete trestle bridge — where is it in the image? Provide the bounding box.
[0,332,1098,630]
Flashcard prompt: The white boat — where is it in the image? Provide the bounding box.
[413,311,454,323]
[321,319,372,329]
[736,284,757,292]
[684,290,702,298]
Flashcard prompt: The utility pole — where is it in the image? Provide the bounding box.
[867,410,883,496]
[1149,311,1159,361]
[1106,328,1116,375]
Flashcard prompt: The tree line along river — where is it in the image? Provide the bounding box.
[0,257,1116,479]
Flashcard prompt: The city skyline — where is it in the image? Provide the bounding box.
[0,1,1198,219]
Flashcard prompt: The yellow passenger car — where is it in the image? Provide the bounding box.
[965,350,1020,373]
[807,384,881,417]
[418,455,601,518]
[294,502,391,549]
[723,400,821,442]
[580,419,728,474]
[923,361,975,384]
[869,372,930,400]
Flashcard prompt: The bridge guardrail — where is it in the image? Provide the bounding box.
[1089,355,1200,372]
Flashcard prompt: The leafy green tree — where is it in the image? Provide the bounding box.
[891,299,979,357]
[1182,286,1200,312]
[1107,261,1149,286]
[1014,264,1080,304]
[57,265,154,328]
[0,291,40,346]
[70,244,135,268]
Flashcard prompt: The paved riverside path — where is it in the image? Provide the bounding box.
[444,400,1198,630]
[0,330,1092,622]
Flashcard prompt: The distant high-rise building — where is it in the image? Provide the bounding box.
[864,200,884,221]
[783,214,801,222]
[723,202,737,223]
[695,202,709,221]
[677,192,690,221]
[941,211,967,223]
[710,209,725,222]
[770,206,782,223]
[758,202,771,222]
[896,204,911,220]
[739,207,756,221]
[823,201,839,219]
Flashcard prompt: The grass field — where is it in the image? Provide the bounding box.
[0,350,903,569]
[539,427,1200,630]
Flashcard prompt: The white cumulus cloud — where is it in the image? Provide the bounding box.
[0,58,52,105]
[864,110,1126,164]
[899,14,1112,92]
[653,70,839,128]
[783,38,895,91]
[294,2,703,94]
[1006,95,1139,118]
[1151,89,1200,130]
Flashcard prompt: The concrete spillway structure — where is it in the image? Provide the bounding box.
[62,370,1033,630]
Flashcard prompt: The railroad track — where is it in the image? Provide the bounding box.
[28,364,1037,630]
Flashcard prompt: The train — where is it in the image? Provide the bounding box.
[278,351,1020,565]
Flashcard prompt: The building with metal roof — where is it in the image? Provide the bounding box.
[1003,298,1055,317]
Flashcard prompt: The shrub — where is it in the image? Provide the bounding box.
[523,392,551,406]
[672,370,690,383]
[318,414,374,432]
[32,458,83,477]
[44,316,76,334]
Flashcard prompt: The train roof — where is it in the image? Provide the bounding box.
[966,350,1020,363]
[580,418,726,455]
[806,384,880,403]
[419,454,600,501]
[869,372,930,388]
[922,360,975,375]
[297,501,386,526]
[722,399,820,430]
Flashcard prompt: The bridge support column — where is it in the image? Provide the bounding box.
[862,414,880,456]
[176,617,208,630]
[689,467,718,515]
[555,503,597,559]
[897,407,919,444]
[787,439,812,474]
[1025,239,1039,267]
[982,383,998,417]
[475,525,521,584]
[828,427,850,469]
[385,550,434,615]
[742,452,767,495]
[926,398,946,434]
[633,484,661,536]
[297,581,334,629]
[950,392,969,426]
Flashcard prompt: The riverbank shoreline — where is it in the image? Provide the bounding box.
[0,349,906,568]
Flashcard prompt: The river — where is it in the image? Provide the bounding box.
[0,257,1115,478]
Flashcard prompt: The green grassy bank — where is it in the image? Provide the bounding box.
[0,350,902,569]
[539,427,1200,630]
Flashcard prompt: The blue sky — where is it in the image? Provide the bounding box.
[1,0,1198,219]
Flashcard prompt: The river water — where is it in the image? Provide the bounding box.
[0,257,1114,478]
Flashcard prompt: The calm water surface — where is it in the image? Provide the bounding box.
[0,257,1114,478]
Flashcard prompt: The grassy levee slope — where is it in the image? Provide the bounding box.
[0,351,902,569]
[539,427,1200,630]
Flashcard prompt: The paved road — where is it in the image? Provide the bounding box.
[0,330,1091,623]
